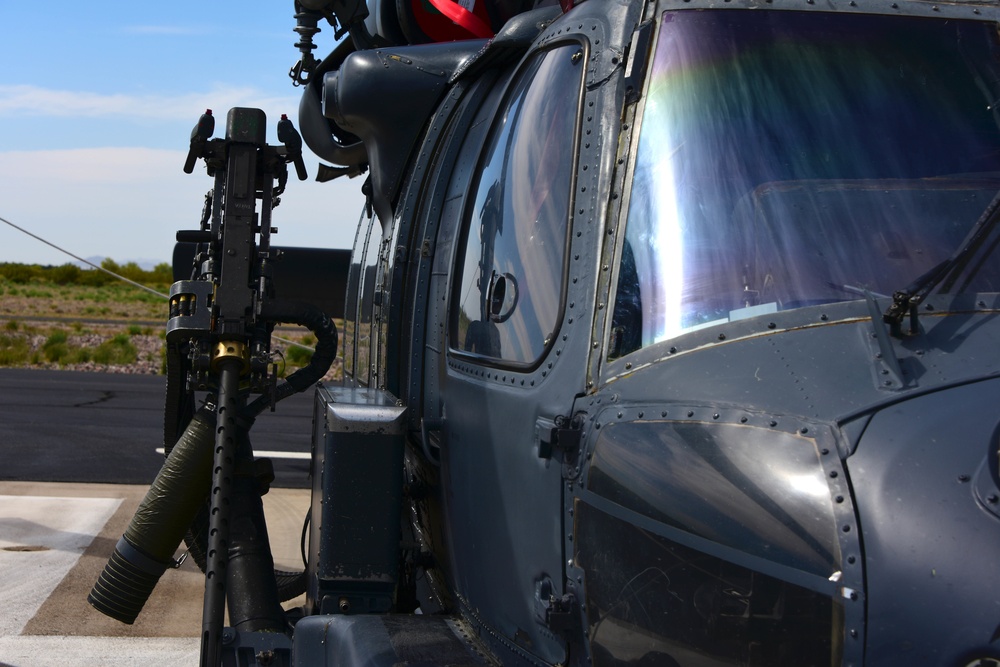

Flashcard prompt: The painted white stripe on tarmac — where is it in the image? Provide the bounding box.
[154,447,311,460]
[0,495,121,636]
[0,635,199,666]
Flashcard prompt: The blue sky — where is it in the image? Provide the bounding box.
[0,1,365,266]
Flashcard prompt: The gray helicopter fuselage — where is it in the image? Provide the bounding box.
[305,0,1000,664]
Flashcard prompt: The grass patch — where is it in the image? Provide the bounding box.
[43,330,69,362]
[92,334,138,365]
[281,332,317,370]
[0,334,30,365]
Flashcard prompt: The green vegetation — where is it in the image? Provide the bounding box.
[0,261,165,371]
[92,334,138,365]
[0,333,30,365]
[285,334,316,367]
[42,330,69,362]
[0,259,172,288]
[0,323,156,370]
[0,260,343,379]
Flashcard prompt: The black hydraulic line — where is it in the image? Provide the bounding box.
[88,407,216,624]
[163,340,195,453]
[200,358,243,667]
[246,300,338,417]
[226,440,287,634]
[298,37,367,167]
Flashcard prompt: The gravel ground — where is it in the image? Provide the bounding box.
[53,333,164,375]
[6,330,164,375]
[7,327,342,379]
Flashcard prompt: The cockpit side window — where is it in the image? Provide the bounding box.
[450,43,585,366]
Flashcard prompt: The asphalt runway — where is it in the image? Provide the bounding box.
[0,369,318,665]
[0,368,314,488]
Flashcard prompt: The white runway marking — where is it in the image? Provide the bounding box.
[0,495,121,636]
[0,635,199,666]
[154,446,311,460]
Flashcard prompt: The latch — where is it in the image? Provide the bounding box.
[544,593,578,634]
[537,414,583,460]
[534,577,578,635]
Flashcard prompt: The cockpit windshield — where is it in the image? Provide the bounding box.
[611,10,1000,358]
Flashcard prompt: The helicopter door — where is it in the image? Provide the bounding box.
[440,42,586,664]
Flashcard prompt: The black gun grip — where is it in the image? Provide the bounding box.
[277,114,308,181]
[183,110,216,174]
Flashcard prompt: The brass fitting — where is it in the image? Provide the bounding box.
[211,340,250,375]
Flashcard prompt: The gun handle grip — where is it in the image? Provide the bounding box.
[183,149,199,174]
[293,156,308,181]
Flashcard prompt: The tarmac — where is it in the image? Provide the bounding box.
[0,481,310,666]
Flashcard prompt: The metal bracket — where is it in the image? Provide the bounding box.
[623,20,654,105]
[864,290,909,391]
[538,415,583,460]
[544,593,577,634]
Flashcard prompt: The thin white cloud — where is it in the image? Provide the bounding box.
[0,147,363,265]
[122,25,209,36]
[0,84,298,122]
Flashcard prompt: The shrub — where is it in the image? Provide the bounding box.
[0,263,39,284]
[77,268,114,287]
[49,263,82,285]
[0,260,172,289]
[42,330,69,363]
[44,342,68,363]
[0,334,29,365]
[44,330,67,346]
[286,344,314,367]
[92,334,137,365]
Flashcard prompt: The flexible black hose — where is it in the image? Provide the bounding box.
[88,407,215,624]
[299,37,367,166]
[247,300,338,417]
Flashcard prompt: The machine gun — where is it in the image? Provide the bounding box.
[88,107,336,667]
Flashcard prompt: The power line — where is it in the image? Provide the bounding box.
[0,214,169,299]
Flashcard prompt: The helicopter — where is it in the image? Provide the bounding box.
[88,0,1000,664]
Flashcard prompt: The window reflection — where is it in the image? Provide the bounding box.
[612,11,1000,357]
[452,44,584,365]
[588,421,840,577]
[576,501,841,666]
[355,213,380,386]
